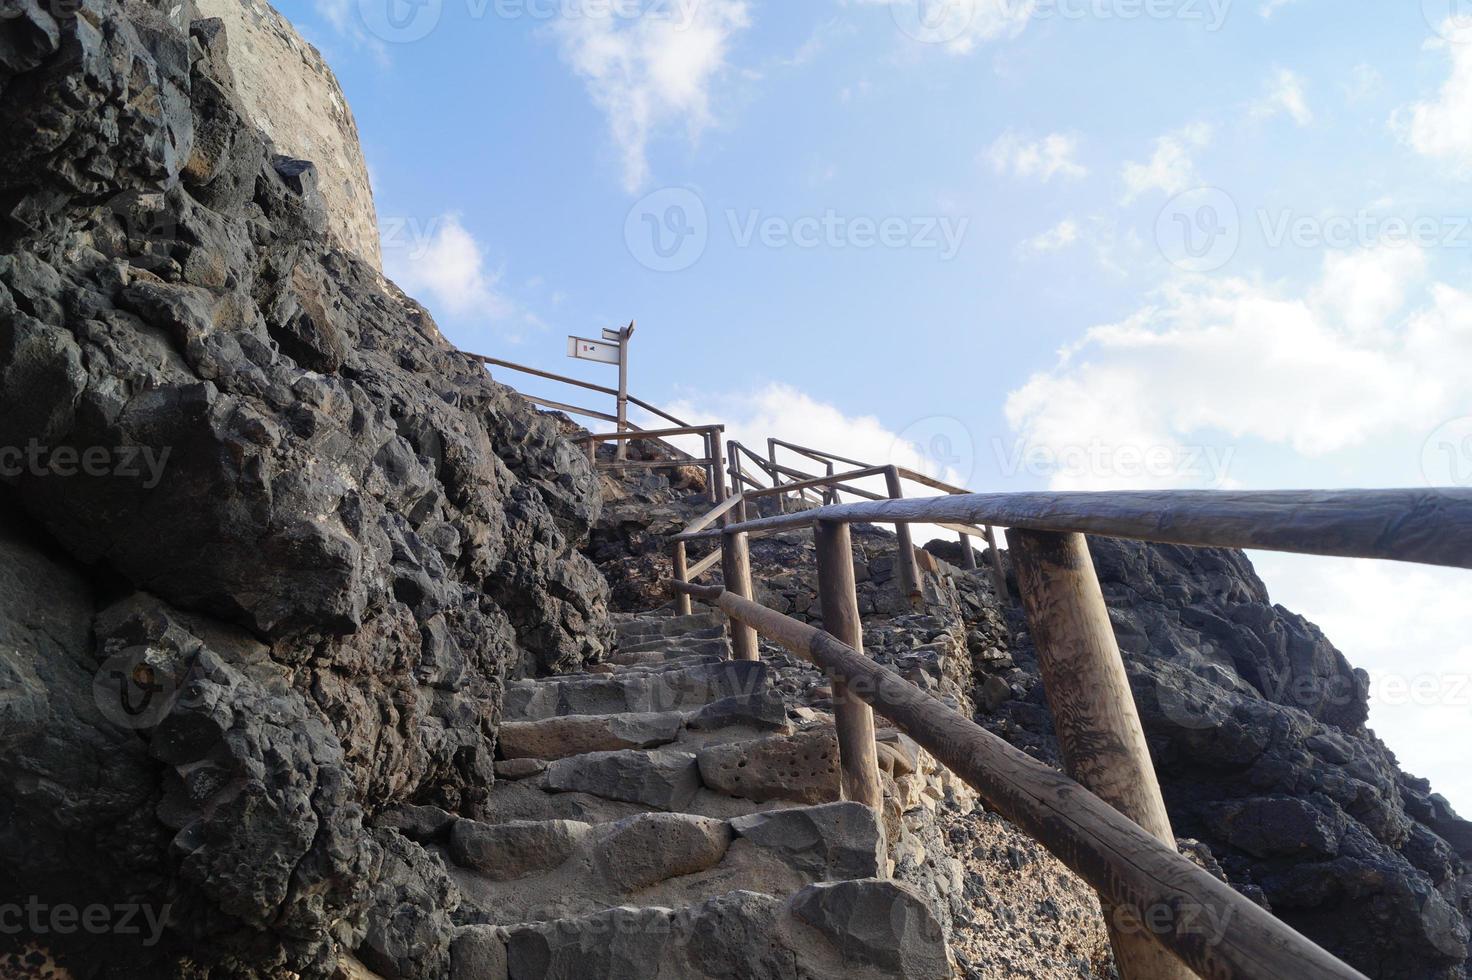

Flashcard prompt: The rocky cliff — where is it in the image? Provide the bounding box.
[0,0,607,972]
[189,0,381,266]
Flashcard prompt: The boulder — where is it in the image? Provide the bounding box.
[731,803,884,880]
[595,812,732,891]
[786,879,951,979]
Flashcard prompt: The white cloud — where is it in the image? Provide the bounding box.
[1003,246,1472,488]
[382,214,512,320]
[1120,123,1213,203]
[1252,68,1313,126]
[660,382,977,545]
[850,0,1035,55]
[553,0,751,192]
[1020,218,1081,255]
[1395,31,1472,173]
[987,131,1088,182]
[312,0,390,66]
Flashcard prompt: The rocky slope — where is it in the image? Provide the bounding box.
[0,0,606,973]
[955,536,1472,980]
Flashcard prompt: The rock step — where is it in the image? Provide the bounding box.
[499,691,793,763]
[448,879,951,980]
[612,634,731,658]
[505,660,771,721]
[612,612,727,639]
[605,647,724,668]
[439,803,887,933]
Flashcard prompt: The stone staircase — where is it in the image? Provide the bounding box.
[383,609,954,979]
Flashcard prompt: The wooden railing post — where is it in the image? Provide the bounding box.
[1008,529,1193,980]
[721,529,759,661]
[884,467,923,610]
[728,442,749,522]
[672,542,692,616]
[959,531,977,570]
[984,525,1009,598]
[710,428,729,504]
[814,520,884,815]
[767,438,786,514]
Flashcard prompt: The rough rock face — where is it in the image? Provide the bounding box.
[973,537,1472,980]
[0,0,608,972]
[191,0,381,266]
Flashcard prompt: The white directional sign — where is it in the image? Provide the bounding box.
[568,336,621,365]
[602,327,624,342]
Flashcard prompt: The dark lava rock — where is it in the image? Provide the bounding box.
[0,1,609,973]
[990,537,1472,979]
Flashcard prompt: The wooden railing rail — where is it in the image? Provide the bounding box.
[670,579,1369,980]
[671,488,1472,569]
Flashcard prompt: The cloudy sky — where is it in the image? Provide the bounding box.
[283,0,1472,808]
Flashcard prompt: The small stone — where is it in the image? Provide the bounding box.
[595,812,732,890]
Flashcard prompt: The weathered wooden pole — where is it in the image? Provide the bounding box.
[728,443,749,522]
[615,324,631,461]
[985,525,1009,598]
[814,520,885,815]
[721,529,759,661]
[710,428,729,505]
[960,531,978,570]
[884,468,924,610]
[672,542,692,616]
[1008,529,1193,980]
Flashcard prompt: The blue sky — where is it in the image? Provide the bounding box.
[280,0,1472,807]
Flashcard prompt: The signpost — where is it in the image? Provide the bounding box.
[569,321,635,458]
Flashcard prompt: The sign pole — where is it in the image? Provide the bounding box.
[616,322,631,460]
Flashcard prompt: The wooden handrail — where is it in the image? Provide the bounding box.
[465,351,689,428]
[586,423,723,442]
[679,489,1472,569]
[670,581,1367,980]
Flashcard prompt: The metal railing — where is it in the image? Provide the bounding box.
[666,486,1472,980]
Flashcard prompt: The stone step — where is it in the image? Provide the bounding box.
[505,660,771,721]
[499,690,793,766]
[499,711,685,761]
[442,803,886,938]
[448,878,951,980]
[613,613,727,639]
[612,634,730,657]
[605,647,723,668]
